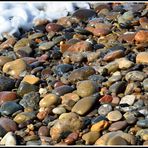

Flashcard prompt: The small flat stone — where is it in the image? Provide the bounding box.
[136,129,148,141]
[28,33,45,40]
[22,75,39,85]
[136,52,148,65]
[137,119,148,128]
[108,71,122,82]
[3,59,27,78]
[39,93,59,108]
[72,93,99,115]
[120,95,136,105]
[39,41,55,51]
[82,131,100,145]
[123,112,137,124]
[125,71,146,82]
[107,110,122,121]
[76,80,97,97]
[109,121,127,131]
[52,106,66,115]
[98,104,112,116]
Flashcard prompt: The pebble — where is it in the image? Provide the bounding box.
[116,58,134,69]
[72,9,96,20]
[39,93,59,108]
[17,82,38,97]
[82,131,100,145]
[38,126,49,137]
[134,30,148,43]
[52,106,66,115]
[0,117,17,132]
[107,136,128,145]
[136,129,148,141]
[0,56,13,67]
[91,120,109,132]
[136,119,148,128]
[99,95,113,103]
[0,76,15,91]
[109,81,127,94]
[0,101,23,116]
[50,112,83,140]
[136,52,148,65]
[72,93,99,115]
[3,59,27,78]
[98,104,112,116]
[143,78,148,91]
[13,112,36,124]
[107,110,122,121]
[39,41,55,51]
[139,17,148,29]
[123,112,137,124]
[28,33,45,40]
[68,66,95,83]
[19,91,40,110]
[45,23,63,32]
[120,95,136,106]
[0,132,16,146]
[22,75,39,85]
[108,121,127,131]
[91,115,107,124]
[125,71,146,82]
[0,91,17,106]
[76,80,97,97]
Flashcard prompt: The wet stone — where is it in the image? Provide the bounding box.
[107,110,122,122]
[98,104,112,116]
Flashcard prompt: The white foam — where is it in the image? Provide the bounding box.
[0,2,90,40]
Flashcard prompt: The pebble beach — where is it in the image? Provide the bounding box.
[0,2,147,146]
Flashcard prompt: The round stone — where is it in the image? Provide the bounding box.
[39,41,55,51]
[120,95,136,106]
[107,110,122,121]
[3,59,27,78]
[116,58,133,69]
[76,80,97,97]
[98,104,112,116]
[108,121,127,131]
[52,106,66,115]
[39,93,59,108]
[38,126,49,137]
[108,71,122,82]
[82,131,100,145]
[46,23,63,32]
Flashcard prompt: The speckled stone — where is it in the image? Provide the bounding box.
[98,104,112,116]
[120,95,136,105]
[107,110,122,121]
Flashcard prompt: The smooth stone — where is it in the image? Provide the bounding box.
[28,33,45,40]
[91,120,109,132]
[52,106,66,115]
[136,52,148,65]
[107,136,128,145]
[134,30,148,43]
[103,50,124,62]
[120,95,136,106]
[72,93,99,115]
[0,91,17,106]
[124,82,139,95]
[109,121,127,131]
[143,78,148,91]
[13,38,30,51]
[139,17,148,29]
[64,132,79,145]
[39,41,55,51]
[136,129,148,141]
[91,115,107,124]
[116,58,134,69]
[108,71,122,82]
[67,41,92,52]
[0,132,16,146]
[50,112,83,140]
[22,75,39,85]
[95,131,136,145]
[0,56,13,67]
[137,119,148,128]
[15,46,32,57]
[52,85,74,96]
[125,71,146,82]
[123,112,137,124]
[19,91,40,110]
[98,104,112,116]
[0,101,23,116]
[0,117,17,132]
[68,66,95,83]
[45,23,63,32]
[61,93,80,103]
[111,96,120,106]
[38,126,49,137]
[0,76,15,91]
[54,64,73,76]
[17,82,38,97]
[104,61,119,73]
[3,59,27,78]
[76,80,97,97]
[72,9,96,20]
[107,110,122,121]
[99,95,113,103]
[13,112,36,124]
[88,75,106,84]
[39,93,59,108]
[109,81,126,94]
[82,131,100,145]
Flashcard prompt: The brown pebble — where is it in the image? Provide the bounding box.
[38,126,49,137]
